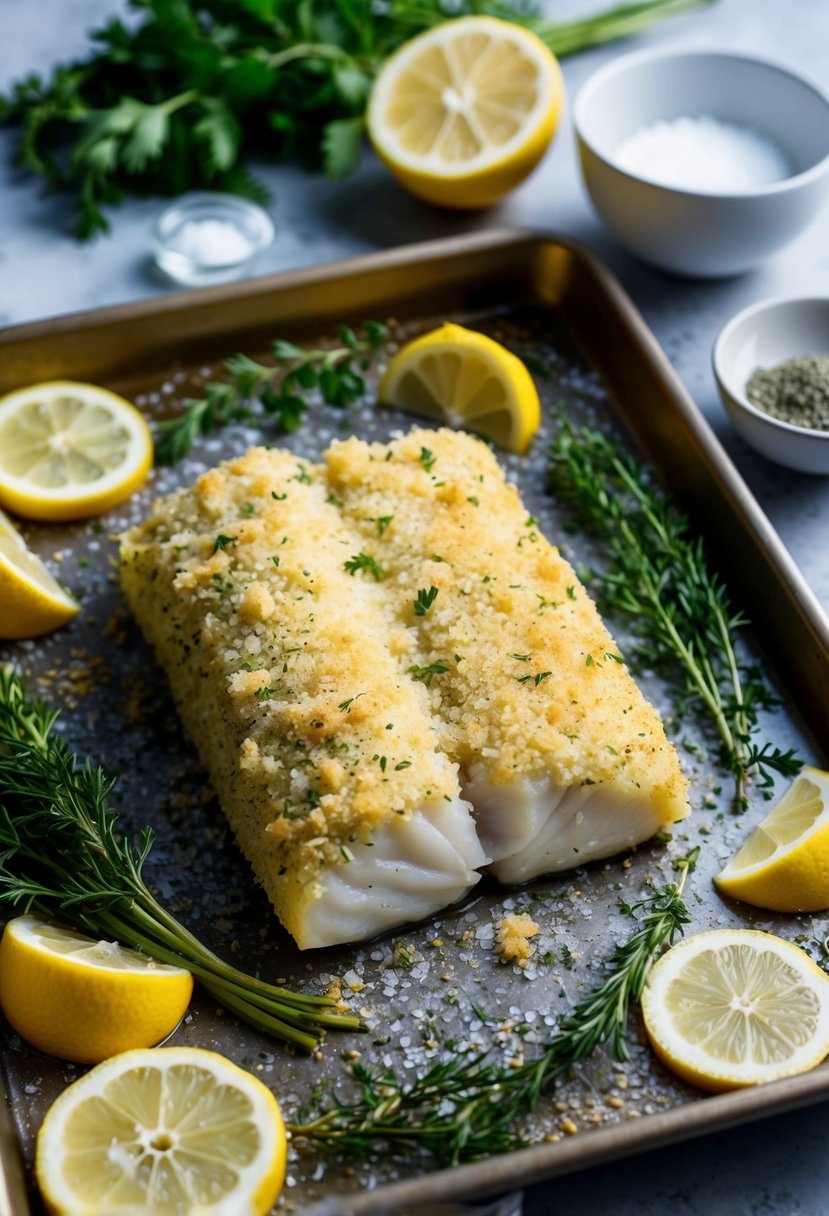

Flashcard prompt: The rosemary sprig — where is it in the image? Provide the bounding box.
[290,850,697,1164]
[154,321,387,465]
[547,423,802,809]
[0,669,363,1052]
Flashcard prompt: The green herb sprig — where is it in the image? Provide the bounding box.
[290,850,696,1164]
[2,0,709,240]
[0,670,362,1052]
[547,423,801,808]
[154,321,387,465]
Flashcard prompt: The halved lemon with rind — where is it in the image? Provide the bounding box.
[367,16,564,209]
[35,1046,287,1216]
[379,322,541,453]
[0,380,152,521]
[641,929,829,1093]
[714,767,829,912]
[0,506,78,638]
[0,915,193,1064]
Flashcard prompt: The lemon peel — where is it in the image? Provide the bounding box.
[0,914,193,1064]
[641,929,829,1093]
[367,16,564,209]
[35,1046,286,1216]
[0,380,152,521]
[378,322,541,453]
[714,767,829,912]
[0,507,78,639]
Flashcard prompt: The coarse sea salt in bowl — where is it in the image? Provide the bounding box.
[573,49,829,277]
[713,296,829,474]
[152,192,275,286]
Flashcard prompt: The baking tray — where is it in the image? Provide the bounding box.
[2,229,829,1215]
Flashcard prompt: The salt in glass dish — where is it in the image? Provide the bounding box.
[152,192,275,287]
[713,296,829,474]
[573,49,829,277]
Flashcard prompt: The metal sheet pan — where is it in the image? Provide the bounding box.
[1,230,828,1215]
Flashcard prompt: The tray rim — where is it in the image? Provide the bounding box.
[2,228,829,1215]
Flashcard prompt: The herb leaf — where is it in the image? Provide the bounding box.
[0,670,362,1052]
[290,850,697,1163]
[2,1,707,239]
[547,422,802,808]
[154,322,387,464]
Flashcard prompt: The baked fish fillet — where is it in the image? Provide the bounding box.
[120,447,486,949]
[324,427,690,884]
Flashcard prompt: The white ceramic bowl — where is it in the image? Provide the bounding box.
[574,49,829,277]
[713,296,829,474]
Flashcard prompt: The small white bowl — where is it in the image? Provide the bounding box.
[713,297,829,474]
[152,192,274,286]
[574,49,829,277]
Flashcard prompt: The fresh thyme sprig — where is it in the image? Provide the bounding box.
[0,669,363,1052]
[547,423,802,809]
[290,850,697,1164]
[154,321,387,465]
[2,0,710,239]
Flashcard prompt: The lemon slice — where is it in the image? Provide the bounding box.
[36,1046,286,1216]
[379,323,541,453]
[0,914,193,1064]
[641,929,829,1092]
[714,767,829,912]
[0,506,79,638]
[367,16,564,209]
[0,380,152,521]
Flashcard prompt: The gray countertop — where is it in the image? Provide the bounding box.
[2,1,828,1213]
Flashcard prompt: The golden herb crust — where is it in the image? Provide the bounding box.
[120,446,458,941]
[325,428,689,821]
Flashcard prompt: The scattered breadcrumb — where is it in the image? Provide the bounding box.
[495,912,540,966]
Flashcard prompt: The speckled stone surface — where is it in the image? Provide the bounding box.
[1,1,828,1213]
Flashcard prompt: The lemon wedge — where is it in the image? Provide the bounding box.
[714,767,829,912]
[0,380,152,521]
[35,1046,287,1216]
[367,16,564,209]
[0,914,193,1064]
[0,507,79,639]
[641,929,829,1093]
[379,322,541,453]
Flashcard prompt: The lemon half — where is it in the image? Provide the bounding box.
[0,507,79,639]
[367,16,564,209]
[0,915,193,1064]
[35,1046,287,1216]
[379,322,541,453]
[714,767,829,912]
[641,929,829,1093]
[0,380,152,521]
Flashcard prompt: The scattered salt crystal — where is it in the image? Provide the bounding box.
[614,114,790,193]
[170,218,255,266]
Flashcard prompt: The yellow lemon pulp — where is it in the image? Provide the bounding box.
[714,767,829,912]
[367,16,564,209]
[0,915,193,1064]
[379,322,541,453]
[641,929,829,1093]
[35,1047,287,1216]
[0,506,79,639]
[0,380,152,521]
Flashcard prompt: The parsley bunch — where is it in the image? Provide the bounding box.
[2,0,708,239]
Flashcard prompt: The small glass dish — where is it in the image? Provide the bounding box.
[151,192,274,287]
